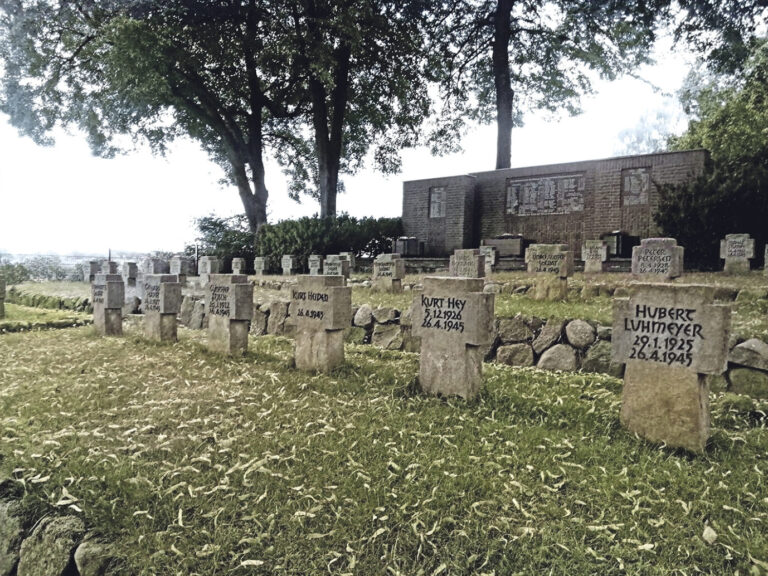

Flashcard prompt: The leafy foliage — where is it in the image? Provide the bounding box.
[0,256,30,285]
[187,214,255,274]
[22,255,68,281]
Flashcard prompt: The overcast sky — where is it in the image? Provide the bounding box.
[0,37,693,257]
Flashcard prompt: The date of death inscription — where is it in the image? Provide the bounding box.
[624,304,704,368]
[420,295,467,334]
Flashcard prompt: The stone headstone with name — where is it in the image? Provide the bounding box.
[198,256,220,287]
[92,273,125,336]
[324,255,350,278]
[413,277,495,399]
[85,261,100,283]
[100,260,118,275]
[309,255,323,276]
[482,234,525,257]
[720,233,755,274]
[525,244,574,300]
[612,283,731,452]
[121,262,138,287]
[281,255,296,276]
[479,245,497,275]
[143,274,182,342]
[0,276,5,319]
[253,257,266,276]
[631,237,684,279]
[339,252,356,272]
[581,240,608,274]
[291,275,352,371]
[373,253,406,292]
[232,257,246,275]
[170,256,195,283]
[206,274,253,355]
[449,249,485,278]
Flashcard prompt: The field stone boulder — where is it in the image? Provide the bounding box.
[582,340,624,378]
[537,344,578,372]
[267,300,291,335]
[372,306,399,324]
[497,343,534,367]
[483,283,502,294]
[17,515,85,576]
[399,304,413,327]
[565,319,596,349]
[596,325,612,341]
[371,324,402,350]
[728,338,768,371]
[0,500,25,576]
[728,368,768,399]
[353,304,374,328]
[74,537,116,576]
[497,315,532,344]
[251,307,268,335]
[532,319,565,355]
[189,301,205,330]
[122,296,141,316]
[179,296,195,326]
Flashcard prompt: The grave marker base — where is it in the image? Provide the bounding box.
[419,339,483,400]
[724,260,750,275]
[207,315,249,356]
[94,308,122,336]
[583,260,606,274]
[295,329,345,371]
[373,278,403,293]
[621,360,709,452]
[533,277,568,301]
[145,311,178,342]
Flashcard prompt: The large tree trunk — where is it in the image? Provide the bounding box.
[232,162,268,235]
[493,0,514,170]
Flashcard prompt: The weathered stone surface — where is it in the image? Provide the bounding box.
[479,245,496,275]
[532,319,564,354]
[533,276,568,301]
[582,240,608,274]
[728,367,768,399]
[720,233,755,274]
[537,344,578,371]
[92,274,124,337]
[308,254,323,276]
[449,249,485,278]
[401,326,422,353]
[17,516,85,576]
[372,324,403,350]
[253,257,267,276]
[206,275,253,355]
[582,340,624,378]
[497,315,531,344]
[620,361,709,452]
[373,254,405,292]
[189,301,205,330]
[399,304,413,327]
[323,256,351,278]
[372,306,398,324]
[497,343,534,367]
[281,255,296,276]
[413,277,494,399]
[267,300,291,335]
[353,304,374,327]
[231,257,246,275]
[179,296,196,326]
[144,312,177,342]
[565,319,596,349]
[596,325,612,341]
[251,307,268,335]
[122,296,141,316]
[483,283,502,294]
[142,275,181,342]
[0,500,24,576]
[728,338,768,371]
[631,238,684,279]
[525,244,574,277]
[74,538,116,576]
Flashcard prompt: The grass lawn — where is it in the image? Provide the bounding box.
[0,303,91,332]
[1,325,766,574]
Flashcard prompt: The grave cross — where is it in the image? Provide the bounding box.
[206,274,253,355]
[92,273,125,336]
[143,274,182,342]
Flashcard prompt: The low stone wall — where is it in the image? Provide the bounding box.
[6,287,93,313]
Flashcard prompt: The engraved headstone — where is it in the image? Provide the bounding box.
[0,276,5,319]
[232,257,246,275]
[291,275,352,371]
[281,255,296,276]
[479,246,496,275]
[339,252,356,272]
[720,233,755,274]
[631,238,684,279]
[92,273,124,336]
[84,261,100,283]
[309,255,323,276]
[581,240,608,274]
[205,274,253,355]
[143,274,182,342]
[121,262,138,287]
[198,256,220,287]
[525,244,574,300]
[449,249,485,278]
[413,277,495,399]
[373,253,406,292]
[100,260,118,275]
[324,255,351,278]
[612,283,731,452]
[253,257,266,276]
[170,256,195,284]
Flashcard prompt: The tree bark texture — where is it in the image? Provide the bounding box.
[493,0,514,170]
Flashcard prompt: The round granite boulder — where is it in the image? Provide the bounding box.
[565,319,596,350]
[537,344,578,372]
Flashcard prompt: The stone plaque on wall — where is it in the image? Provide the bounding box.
[621,168,650,206]
[506,174,585,215]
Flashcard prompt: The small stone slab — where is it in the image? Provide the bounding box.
[170,256,195,278]
[232,257,246,275]
[17,516,85,576]
[206,274,254,355]
[281,255,296,276]
[582,240,608,274]
[631,237,684,279]
[324,255,350,278]
[373,253,406,292]
[253,257,266,276]
[309,255,323,276]
[121,262,138,287]
[198,256,220,275]
[100,260,118,274]
[482,235,524,257]
[92,273,124,337]
[612,283,732,452]
[525,244,573,277]
[84,261,100,283]
[143,274,182,342]
[720,233,755,274]
[449,249,485,278]
[479,246,497,275]
[413,277,494,399]
[339,252,356,270]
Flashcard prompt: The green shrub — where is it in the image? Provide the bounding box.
[0,259,31,285]
[186,214,255,273]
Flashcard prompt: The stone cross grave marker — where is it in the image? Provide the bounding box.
[720,233,755,274]
[339,252,356,272]
[525,244,574,300]
[100,260,118,275]
[309,255,323,276]
[612,283,731,452]
[631,237,684,279]
[253,257,266,276]
[0,276,5,319]
[92,273,125,336]
[143,274,182,342]
[206,274,253,355]
[291,275,352,371]
[449,249,485,278]
[581,239,608,274]
[85,261,100,283]
[170,256,194,283]
[281,255,296,276]
[479,245,497,275]
[373,253,406,292]
[324,255,350,278]
[198,256,220,287]
[413,277,495,399]
[232,257,246,275]
[122,262,138,287]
